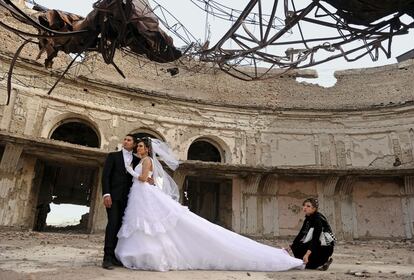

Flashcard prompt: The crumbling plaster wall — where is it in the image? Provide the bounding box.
[232,174,414,239]
[235,175,320,237]
[1,39,414,168]
[353,178,405,238]
[2,74,414,169]
[0,144,37,227]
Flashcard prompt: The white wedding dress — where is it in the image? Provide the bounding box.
[115,161,304,271]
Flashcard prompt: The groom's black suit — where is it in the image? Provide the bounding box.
[102,150,140,263]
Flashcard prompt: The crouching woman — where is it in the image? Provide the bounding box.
[290,198,334,270]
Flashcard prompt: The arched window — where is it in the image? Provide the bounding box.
[133,132,160,141]
[184,138,231,228]
[187,139,222,162]
[50,121,100,148]
[130,128,165,142]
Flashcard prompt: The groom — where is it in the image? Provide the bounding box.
[101,134,140,269]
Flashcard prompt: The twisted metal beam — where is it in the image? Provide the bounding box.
[188,0,414,80]
[0,0,183,104]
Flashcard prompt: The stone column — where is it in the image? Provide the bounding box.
[231,176,243,233]
[402,176,414,239]
[0,143,37,227]
[0,89,17,131]
[335,176,357,240]
[239,175,261,235]
[172,170,187,204]
[317,176,339,232]
[257,174,280,237]
[90,167,106,232]
[236,174,280,237]
[0,144,23,219]
[0,143,23,173]
[23,96,41,136]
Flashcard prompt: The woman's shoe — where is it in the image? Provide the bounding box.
[320,257,333,271]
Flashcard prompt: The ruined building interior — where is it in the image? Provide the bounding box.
[0,0,413,241]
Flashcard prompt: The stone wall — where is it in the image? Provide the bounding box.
[1,58,414,169]
[231,173,414,239]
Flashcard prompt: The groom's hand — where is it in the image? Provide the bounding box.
[103,196,112,208]
[147,177,155,185]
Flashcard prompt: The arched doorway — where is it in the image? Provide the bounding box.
[185,138,232,228]
[34,120,100,232]
[130,128,164,142]
[132,132,161,141]
[128,128,165,150]
[50,121,100,148]
[187,140,222,162]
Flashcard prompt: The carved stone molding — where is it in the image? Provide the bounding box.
[403,176,414,196]
[323,176,339,197]
[257,174,279,195]
[337,176,356,196]
[242,175,262,194]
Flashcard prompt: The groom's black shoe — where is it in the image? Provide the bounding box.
[111,258,123,267]
[102,260,114,270]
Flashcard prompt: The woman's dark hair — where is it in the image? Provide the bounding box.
[136,137,152,157]
[303,197,319,210]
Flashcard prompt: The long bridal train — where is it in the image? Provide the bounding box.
[115,160,304,272]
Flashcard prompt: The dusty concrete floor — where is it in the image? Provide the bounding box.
[0,228,413,280]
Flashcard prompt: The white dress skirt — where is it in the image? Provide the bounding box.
[115,163,304,271]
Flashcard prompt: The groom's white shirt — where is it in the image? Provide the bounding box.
[103,148,133,198]
[122,148,133,167]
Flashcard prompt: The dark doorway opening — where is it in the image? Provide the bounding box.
[33,161,98,233]
[184,177,232,228]
[51,121,99,148]
[187,140,222,162]
[185,139,231,227]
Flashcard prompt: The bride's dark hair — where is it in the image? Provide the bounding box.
[136,137,153,157]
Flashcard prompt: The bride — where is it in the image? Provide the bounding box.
[115,137,304,271]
